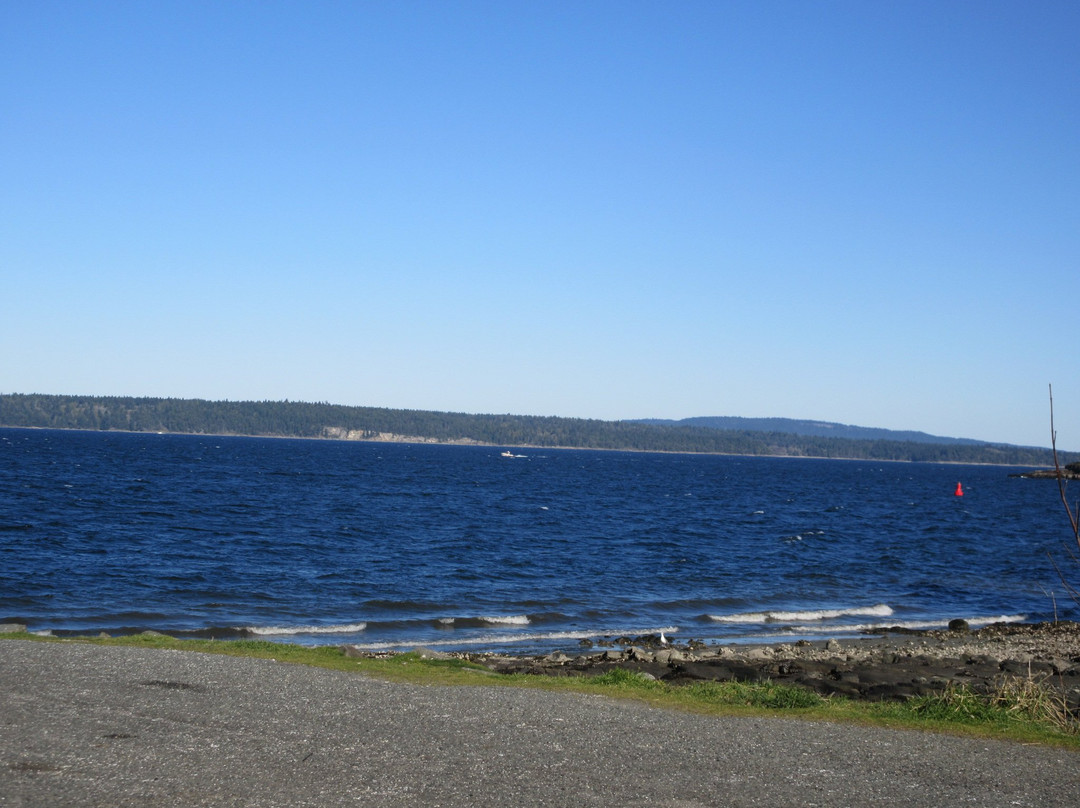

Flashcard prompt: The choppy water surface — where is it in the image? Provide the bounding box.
[1,428,1074,654]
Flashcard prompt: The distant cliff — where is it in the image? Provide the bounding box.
[1,393,1074,466]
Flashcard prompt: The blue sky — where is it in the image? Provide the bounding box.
[2,1,1078,448]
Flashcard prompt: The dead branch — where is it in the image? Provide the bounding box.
[1049,384,1080,551]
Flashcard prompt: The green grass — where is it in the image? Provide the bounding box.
[4,631,1078,748]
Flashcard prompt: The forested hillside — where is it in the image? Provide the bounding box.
[0,393,1071,466]
[634,416,986,445]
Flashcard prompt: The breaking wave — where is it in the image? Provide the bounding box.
[708,604,894,624]
[244,622,368,636]
[711,613,1029,642]
[347,626,681,652]
[478,614,531,626]
[851,614,1027,632]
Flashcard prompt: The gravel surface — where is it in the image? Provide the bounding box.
[2,639,1078,807]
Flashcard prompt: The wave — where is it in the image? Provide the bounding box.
[239,613,563,637]
[240,615,530,636]
[243,622,368,636]
[708,604,894,624]
[858,614,1027,632]
[716,613,1029,642]
[346,625,681,652]
[362,599,454,613]
[478,614,530,626]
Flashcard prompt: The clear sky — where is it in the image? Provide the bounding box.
[2,1,1078,449]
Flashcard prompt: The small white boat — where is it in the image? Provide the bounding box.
[501,451,514,457]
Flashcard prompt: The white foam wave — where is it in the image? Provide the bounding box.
[853,614,1027,632]
[709,604,894,624]
[721,614,1029,639]
[968,614,1027,626]
[245,622,368,636]
[346,626,680,652]
[479,615,531,626]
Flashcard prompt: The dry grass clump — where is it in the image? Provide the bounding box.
[987,675,1077,733]
[910,674,1077,735]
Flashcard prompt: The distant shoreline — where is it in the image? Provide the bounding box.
[0,423,1058,469]
[3,393,1070,465]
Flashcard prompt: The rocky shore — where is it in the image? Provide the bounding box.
[350,622,1080,709]
[1009,468,1080,480]
[8,619,1080,709]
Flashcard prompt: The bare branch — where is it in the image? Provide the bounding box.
[1047,551,1080,605]
[1049,384,1080,550]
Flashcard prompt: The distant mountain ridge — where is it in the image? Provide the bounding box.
[630,416,990,447]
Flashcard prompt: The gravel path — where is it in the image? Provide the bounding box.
[1,640,1077,807]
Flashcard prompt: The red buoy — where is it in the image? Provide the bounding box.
[954,482,964,496]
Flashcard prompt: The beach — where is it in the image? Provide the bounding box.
[3,630,1079,807]
[461,621,1080,707]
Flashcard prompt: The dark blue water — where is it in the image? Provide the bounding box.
[1,428,1075,654]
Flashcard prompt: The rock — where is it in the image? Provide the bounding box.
[746,647,773,661]
[98,632,111,639]
[999,658,1033,675]
[1050,658,1076,676]
[668,661,735,682]
[603,650,625,661]
[0,623,27,634]
[825,639,843,653]
[412,647,452,661]
[948,619,970,632]
[831,668,860,685]
[1009,468,1080,480]
[544,652,572,664]
[626,647,654,663]
[654,649,685,665]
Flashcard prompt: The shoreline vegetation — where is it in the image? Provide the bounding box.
[4,622,1079,747]
[2,393,1076,466]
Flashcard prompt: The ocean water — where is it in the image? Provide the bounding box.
[1,428,1076,655]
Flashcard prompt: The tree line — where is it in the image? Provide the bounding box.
[0,393,1072,466]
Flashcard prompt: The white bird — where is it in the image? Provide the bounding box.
[659,631,669,645]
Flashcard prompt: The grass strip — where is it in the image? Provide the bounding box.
[3,632,1077,748]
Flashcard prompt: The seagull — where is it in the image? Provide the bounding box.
[659,631,669,645]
